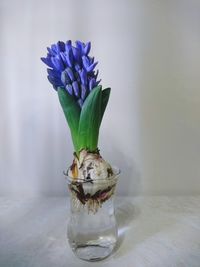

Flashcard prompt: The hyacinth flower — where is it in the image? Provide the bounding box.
[41,40,118,212]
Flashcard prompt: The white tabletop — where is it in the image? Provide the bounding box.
[0,196,200,267]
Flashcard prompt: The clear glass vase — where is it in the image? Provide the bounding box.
[66,167,120,261]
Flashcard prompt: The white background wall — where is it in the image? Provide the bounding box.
[1,0,200,196]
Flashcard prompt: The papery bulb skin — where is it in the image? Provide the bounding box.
[67,150,116,213]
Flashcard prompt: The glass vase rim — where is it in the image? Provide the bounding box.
[64,166,121,183]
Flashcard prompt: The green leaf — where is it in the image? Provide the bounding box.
[100,87,111,125]
[57,88,80,153]
[78,86,102,152]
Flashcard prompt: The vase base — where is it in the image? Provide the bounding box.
[72,243,115,261]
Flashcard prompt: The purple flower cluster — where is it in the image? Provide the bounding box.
[41,40,100,107]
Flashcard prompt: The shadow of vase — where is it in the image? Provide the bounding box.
[113,199,141,254]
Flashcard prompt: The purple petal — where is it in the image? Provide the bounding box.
[47,47,56,56]
[51,57,60,70]
[60,52,69,67]
[65,84,73,95]
[61,70,71,86]
[89,78,96,91]
[66,49,73,67]
[51,44,59,55]
[72,81,79,97]
[76,41,84,53]
[47,47,53,55]
[75,63,81,72]
[79,69,87,86]
[87,61,98,72]
[51,56,65,71]
[74,71,81,83]
[66,68,74,82]
[72,47,81,62]
[65,40,72,52]
[57,41,65,52]
[47,75,62,89]
[81,84,87,100]
[41,57,54,68]
[82,56,90,70]
[47,68,60,79]
[84,42,91,55]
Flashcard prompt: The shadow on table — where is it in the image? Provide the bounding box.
[113,200,140,253]
[111,198,181,261]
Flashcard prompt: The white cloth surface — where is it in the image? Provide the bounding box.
[0,196,200,267]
